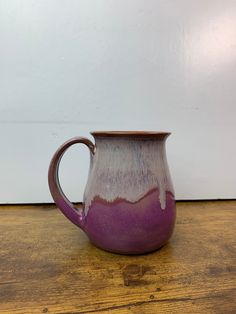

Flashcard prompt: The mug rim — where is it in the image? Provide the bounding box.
[90,131,171,137]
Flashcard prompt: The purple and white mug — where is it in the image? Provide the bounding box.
[48,131,176,254]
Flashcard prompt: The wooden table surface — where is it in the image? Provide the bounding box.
[0,201,235,314]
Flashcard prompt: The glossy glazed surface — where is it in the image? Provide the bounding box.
[85,189,175,254]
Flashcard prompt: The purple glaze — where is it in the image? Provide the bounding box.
[48,131,176,255]
[84,189,175,254]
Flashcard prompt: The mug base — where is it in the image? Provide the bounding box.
[89,240,169,255]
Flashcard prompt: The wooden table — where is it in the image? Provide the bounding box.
[0,201,235,314]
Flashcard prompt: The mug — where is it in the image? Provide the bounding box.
[48,131,176,254]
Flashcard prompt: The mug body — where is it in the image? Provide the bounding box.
[83,132,176,254]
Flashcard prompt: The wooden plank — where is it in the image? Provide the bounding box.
[0,201,235,313]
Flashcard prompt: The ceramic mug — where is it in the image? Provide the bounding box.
[48,131,176,254]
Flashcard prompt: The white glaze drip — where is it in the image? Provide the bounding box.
[83,137,174,215]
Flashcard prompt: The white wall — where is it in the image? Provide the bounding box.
[0,0,236,203]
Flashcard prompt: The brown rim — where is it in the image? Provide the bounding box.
[91,131,171,137]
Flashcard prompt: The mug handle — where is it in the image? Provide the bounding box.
[48,137,95,229]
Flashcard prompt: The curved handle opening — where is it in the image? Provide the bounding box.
[48,137,95,229]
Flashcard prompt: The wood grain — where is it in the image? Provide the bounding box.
[0,201,235,314]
